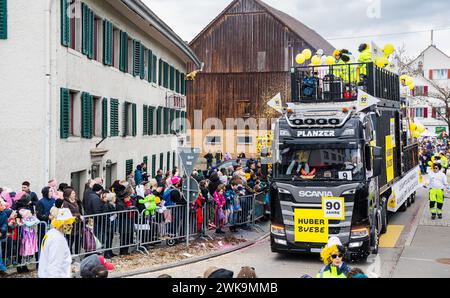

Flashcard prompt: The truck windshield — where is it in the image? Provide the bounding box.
[275,146,364,181]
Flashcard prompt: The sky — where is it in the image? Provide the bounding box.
[142,0,450,59]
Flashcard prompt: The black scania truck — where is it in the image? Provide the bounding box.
[269,62,420,261]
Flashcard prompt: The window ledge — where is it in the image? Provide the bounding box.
[67,48,84,58]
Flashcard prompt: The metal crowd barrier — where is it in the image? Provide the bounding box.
[2,191,269,272]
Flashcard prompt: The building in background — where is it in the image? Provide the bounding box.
[186,0,334,156]
[0,0,200,194]
[407,45,450,135]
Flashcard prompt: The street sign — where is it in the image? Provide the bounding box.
[178,147,200,177]
[182,178,200,203]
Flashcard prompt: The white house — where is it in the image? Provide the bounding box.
[406,45,450,135]
[0,0,201,194]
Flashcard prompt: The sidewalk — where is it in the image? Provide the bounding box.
[392,186,450,277]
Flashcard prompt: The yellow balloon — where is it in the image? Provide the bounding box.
[409,123,417,131]
[384,43,395,56]
[311,55,321,65]
[417,123,425,133]
[295,53,306,65]
[413,131,420,139]
[409,83,415,91]
[302,49,312,60]
[400,74,408,81]
[325,56,335,65]
[376,57,389,68]
[405,77,413,86]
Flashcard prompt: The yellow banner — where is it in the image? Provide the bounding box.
[294,209,328,243]
[386,136,394,182]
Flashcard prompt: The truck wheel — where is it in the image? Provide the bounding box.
[410,192,416,204]
[371,227,379,255]
[399,201,408,212]
[380,198,388,234]
[406,195,412,207]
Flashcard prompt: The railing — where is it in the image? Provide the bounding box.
[1,191,268,272]
[291,62,400,103]
[402,143,419,174]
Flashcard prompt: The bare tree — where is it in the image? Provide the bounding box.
[395,46,450,133]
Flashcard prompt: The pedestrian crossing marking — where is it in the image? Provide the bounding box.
[379,225,404,248]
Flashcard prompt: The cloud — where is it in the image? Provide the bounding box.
[142,0,450,57]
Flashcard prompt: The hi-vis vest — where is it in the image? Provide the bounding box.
[316,265,347,278]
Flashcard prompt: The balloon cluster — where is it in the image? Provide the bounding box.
[400,74,415,91]
[409,122,425,139]
[374,43,394,69]
[295,49,312,65]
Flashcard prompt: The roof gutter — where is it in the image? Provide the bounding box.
[121,0,201,67]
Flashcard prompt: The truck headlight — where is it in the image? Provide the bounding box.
[271,224,286,237]
[280,129,291,137]
[278,188,290,194]
[342,128,355,136]
[351,226,369,239]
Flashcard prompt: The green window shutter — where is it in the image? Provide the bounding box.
[181,111,186,133]
[143,105,148,135]
[82,3,88,55]
[126,159,133,177]
[102,98,108,138]
[132,103,137,137]
[0,0,7,39]
[133,40,140,77]
[167,152,171,172]
[88,9,94,59]
[60,88,70,139]
[152,55,157,83]
[81,92,91,138]
[160,153,164,172]
[175,70,180,93]
[181,73,186,95]
[120,31,128,72]
[122,102,129,137]
[158,59,163,86]
[103,20,113,66]
[110,99,119,137]
[60,0,69,46]
[163,107,169,134]
[140,45,145,80]
[169,66,174,90]
[152,155,156,177]
[156,107,162,135]
[175,110,180,133]
[163,62,169,88]
[148,49,153,83]
[173,152,176,169]
[148,106,154,136]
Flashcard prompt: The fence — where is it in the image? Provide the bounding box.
[1,191,268,271]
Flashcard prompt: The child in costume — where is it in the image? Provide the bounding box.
[18,209,40,257]
[316,237,351,278]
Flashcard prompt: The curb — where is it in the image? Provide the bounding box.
[111,232,270,278]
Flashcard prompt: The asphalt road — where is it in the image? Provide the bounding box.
[132,188,427,278]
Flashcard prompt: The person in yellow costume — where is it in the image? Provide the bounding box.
[424,163,448,220]
[357,43,373,78]
[316,237,351,278]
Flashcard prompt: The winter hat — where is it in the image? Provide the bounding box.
[203,266,219,278]
[98,255,115,271]
[51,208,75,229]
[92,184,104,193]
[171,176,181,185]
[208,268,234,278]
[55,198,64,208]
[237,267,257,278]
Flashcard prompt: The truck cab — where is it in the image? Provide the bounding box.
[270,62,419,261]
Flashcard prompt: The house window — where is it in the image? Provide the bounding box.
[113,28,120,68]
[93,96,102,136]
[237,100,251,118]
[205,136,221,145]
[432,69,448,80]
[415,108,424,118]
[70,91,81,137]
[94,16,103,63]
[237,136,253,145]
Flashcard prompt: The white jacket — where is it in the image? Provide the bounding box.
[38,228,72,278]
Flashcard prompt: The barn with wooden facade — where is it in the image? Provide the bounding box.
[186,0,334,156]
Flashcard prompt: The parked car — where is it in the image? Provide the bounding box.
[216,159,248,170]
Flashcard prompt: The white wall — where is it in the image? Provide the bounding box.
[0,0,188,190]
[0,0,47,190]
